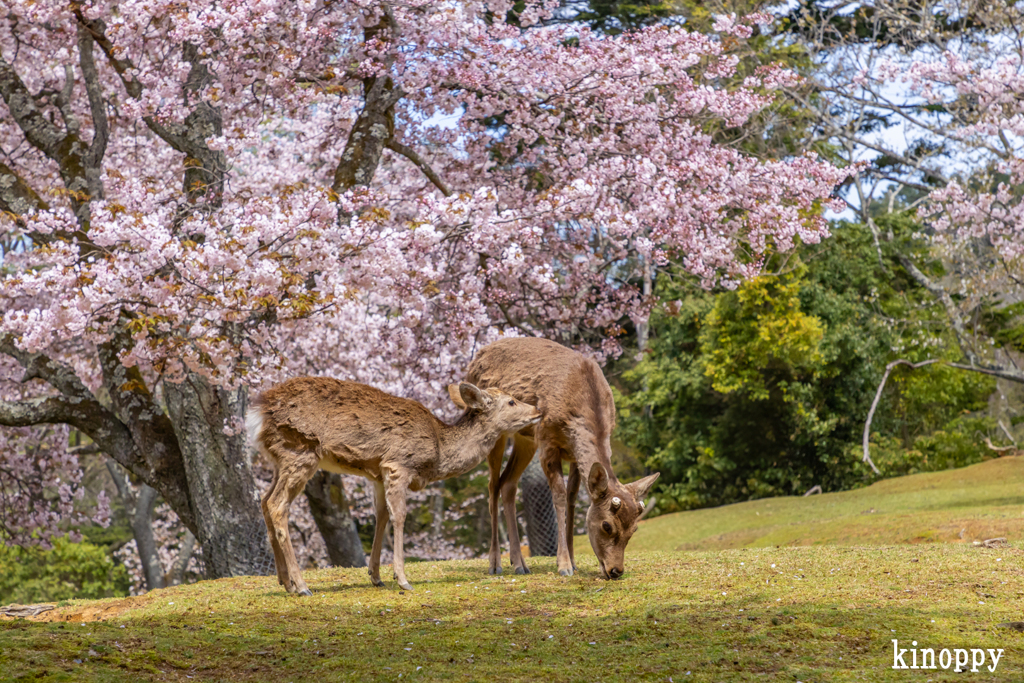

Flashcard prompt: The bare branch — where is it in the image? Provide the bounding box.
[77,21,109,185]
[863,358,941,474]
[946,362,1024,384]
[385,139,452,196]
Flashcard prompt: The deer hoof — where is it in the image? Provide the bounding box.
[398,581,414,592]
[488,566,503,575]
[298,588,313,597]
[514,566,530,575]
[558,568,574,577]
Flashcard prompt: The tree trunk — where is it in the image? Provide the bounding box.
[105,461,165,591]
[167,530,197,586]
[163,373,275,578]
[132,484,165,591]
[304,471,367,568]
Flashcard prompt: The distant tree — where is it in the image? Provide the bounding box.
[615,221,997,513]
[782,0,1024,390]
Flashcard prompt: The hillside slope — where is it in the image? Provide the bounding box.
[628,456,1024,552]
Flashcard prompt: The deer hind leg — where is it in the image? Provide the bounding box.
[368,479,389,587]
[565,462,581,572]
[263,454,320,595]
[260,467,290,588]
[540,444,573,576]
[383,469,414,591]
[500,432,536,575]
[485,434,508,575]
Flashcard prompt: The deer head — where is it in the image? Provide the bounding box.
[585,462,659,579]
[447,382,542,434]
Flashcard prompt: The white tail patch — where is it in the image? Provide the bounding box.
[245,407,268,465]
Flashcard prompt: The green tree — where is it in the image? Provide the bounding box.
[0,537,129,605]
[616,222,998,515]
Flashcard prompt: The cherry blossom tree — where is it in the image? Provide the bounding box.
[0,0,845,578]
[790,1,1024,387]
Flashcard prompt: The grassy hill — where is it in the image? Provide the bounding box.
[626,456,1024,552]
[2,458,1023,682]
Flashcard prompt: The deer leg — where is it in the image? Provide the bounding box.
[485,434,507,575]
[261,468,290,588]
[540,447,573,577]
[265,459,319,595]
[500,433,536,574]
[565,461,581,572]
[368,479,389,587]
[383,470,413,591]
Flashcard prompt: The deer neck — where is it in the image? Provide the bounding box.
[569,423,619,485]
[436,415,502,480]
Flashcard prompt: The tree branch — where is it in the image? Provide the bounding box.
[0,50,97,230]
[385,139,452,196]
[863,358,941,474]
[0,336,198,532]
[0,161,48,222]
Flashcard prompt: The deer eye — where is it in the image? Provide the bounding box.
[508,399,515,406]
[602,522,613,534]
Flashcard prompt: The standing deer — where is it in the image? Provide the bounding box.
[247,377,541,594]
[461,337,659,579]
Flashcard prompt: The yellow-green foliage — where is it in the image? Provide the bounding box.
[701,267,825,401]
[0,536,129,605]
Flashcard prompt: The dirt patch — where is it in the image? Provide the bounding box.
[0,596,152,623]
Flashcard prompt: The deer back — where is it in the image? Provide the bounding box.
[252,377,443,469]
[465,337,615,445]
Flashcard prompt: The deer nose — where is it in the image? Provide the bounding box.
[608,567,623,579]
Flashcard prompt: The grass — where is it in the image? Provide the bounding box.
[2,458,1023,682]
[628,457,1024,552]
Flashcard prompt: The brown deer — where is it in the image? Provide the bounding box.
[460,337,659,579]
[247,377,541,594]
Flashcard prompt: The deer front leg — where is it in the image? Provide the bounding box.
[500,433,536,574]
[368,479,389,587]
[541,446,573,577]
[486,435,507,575]
[565,462,581,573]
[383,470,414,591]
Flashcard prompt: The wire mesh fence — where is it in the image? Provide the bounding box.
[519,458,558,556]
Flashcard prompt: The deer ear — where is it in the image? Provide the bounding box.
[458,382,489,410]
[588,462,609,498]
[447,384,468,409]
[626,472,660,501]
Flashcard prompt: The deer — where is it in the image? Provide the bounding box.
[458,337,659,580]
[246,376,541,594]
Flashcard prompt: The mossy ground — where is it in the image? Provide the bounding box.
[3,458,1023,682]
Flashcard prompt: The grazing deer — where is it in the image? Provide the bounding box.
[247,377,541,594]
[460,337,659,579]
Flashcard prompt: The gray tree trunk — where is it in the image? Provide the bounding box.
[105,461,165,591]
[163,373,275,578]
[132,484,164,590]
[304,471,367,568]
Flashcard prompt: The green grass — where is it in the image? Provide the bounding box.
[627,457,1024,552]
[2,548,1023,682]
[2,458,1023,682]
